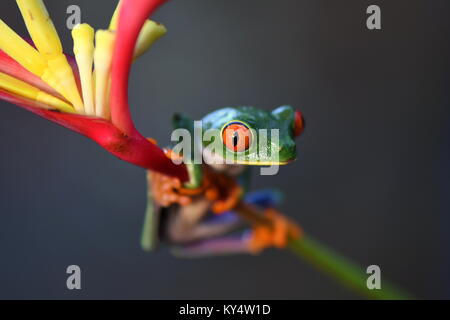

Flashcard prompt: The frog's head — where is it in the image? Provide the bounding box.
[200,106,305,165]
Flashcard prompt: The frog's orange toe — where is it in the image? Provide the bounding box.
[248,208,302,254]
[266,208,290,248]
[248,226,272,253]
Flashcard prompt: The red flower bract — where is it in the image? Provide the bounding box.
[110,0,168,137]
[0,0,188,182]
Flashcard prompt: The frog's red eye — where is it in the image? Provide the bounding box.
[222,122,252,152]
[293,110,305,137]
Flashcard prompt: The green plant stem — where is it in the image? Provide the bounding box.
[235,202,411,299]
[288,235,412,300]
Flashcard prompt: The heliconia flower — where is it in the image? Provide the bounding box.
[0,0,188,181]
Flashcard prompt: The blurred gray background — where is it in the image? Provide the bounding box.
[0,0,449,299]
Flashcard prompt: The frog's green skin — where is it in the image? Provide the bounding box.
[141,106,300,255]
[173,105,299,189]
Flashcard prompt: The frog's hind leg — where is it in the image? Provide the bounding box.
[171,232,253,258]
[171,206,302,258]
[168,210,253,257]
[166,208,247,245]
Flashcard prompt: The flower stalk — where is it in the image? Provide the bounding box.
[236,202,412,300]
[288,236,412,300]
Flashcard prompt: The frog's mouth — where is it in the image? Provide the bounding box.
[201,146,296,166]
[233,159,294,166]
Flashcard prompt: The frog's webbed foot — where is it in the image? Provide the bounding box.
[171,209,302,258]
[248,208,302,254]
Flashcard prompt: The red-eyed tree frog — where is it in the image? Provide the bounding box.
[141,105,305,257]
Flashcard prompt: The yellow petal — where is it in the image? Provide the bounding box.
[94,30,115,119]
[109,0,122,31]
[0,72,74,113]
[40,68,69,101]
[47,55,84,113]
[16,0,62,58]
[72,24,95,115]
[16,0,84,113]
[0,19,47,77]
[109,1,165,60]
[134,21,167,59]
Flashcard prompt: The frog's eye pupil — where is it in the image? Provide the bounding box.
[232,132,239,147]
[222,122,252,152]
